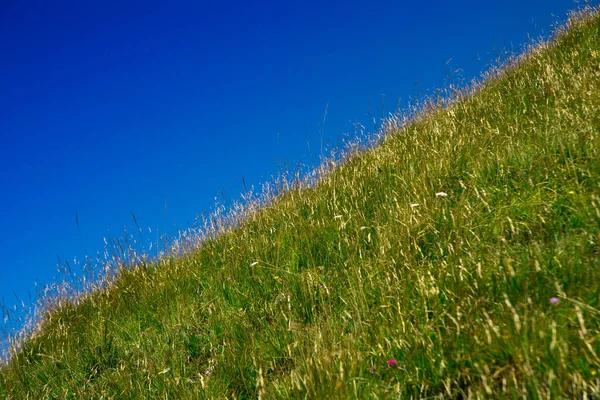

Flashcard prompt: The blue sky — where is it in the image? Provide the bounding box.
[0,0,578,336]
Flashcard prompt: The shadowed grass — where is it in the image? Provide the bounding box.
[1,6,600,399]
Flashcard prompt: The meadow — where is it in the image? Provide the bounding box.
[1,6,599,399]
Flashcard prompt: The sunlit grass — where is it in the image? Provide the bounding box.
[1,6,600,399]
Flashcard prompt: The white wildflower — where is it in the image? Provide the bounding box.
[250,261,259,267]
[410,203,420,207]
[436,192,448,198]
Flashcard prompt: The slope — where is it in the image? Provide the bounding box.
[2,7,600,399]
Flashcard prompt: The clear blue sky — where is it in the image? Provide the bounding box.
[0,0,578,337]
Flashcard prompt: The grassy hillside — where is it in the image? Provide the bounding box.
[2,7,600,399]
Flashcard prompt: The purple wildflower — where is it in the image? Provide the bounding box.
[387,359,398,366]
[549,297,559,304]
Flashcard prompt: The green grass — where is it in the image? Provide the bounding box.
[2,6,600,399]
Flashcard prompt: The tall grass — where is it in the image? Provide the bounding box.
[2,6,600,399]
